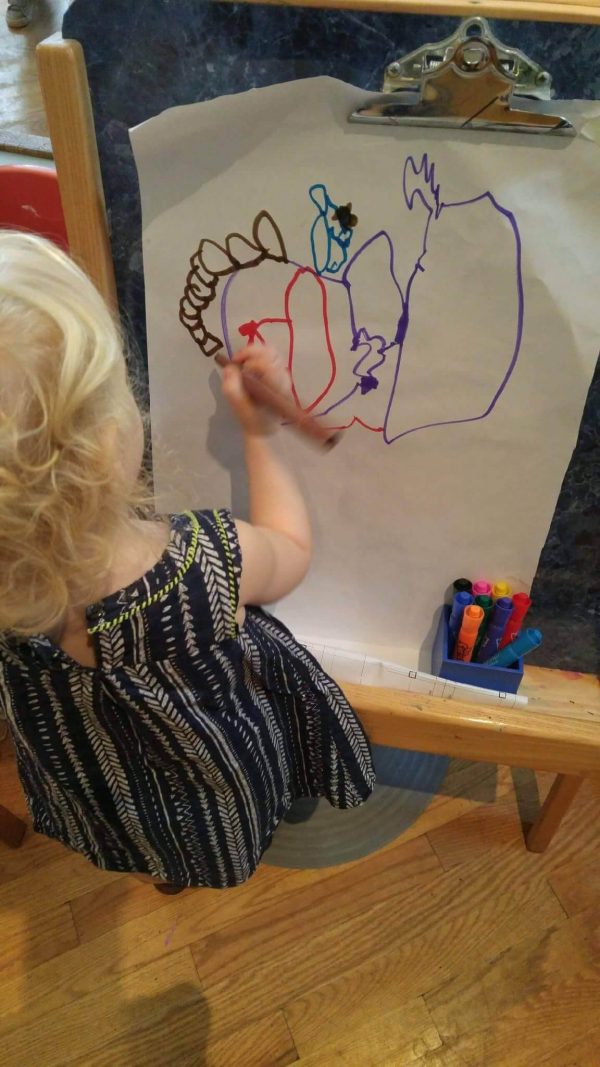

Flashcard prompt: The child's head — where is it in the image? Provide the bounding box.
[0,231,146,637]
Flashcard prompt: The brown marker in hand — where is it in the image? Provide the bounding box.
[214,352,341,449]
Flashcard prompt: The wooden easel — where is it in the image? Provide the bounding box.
[6,27,593,857]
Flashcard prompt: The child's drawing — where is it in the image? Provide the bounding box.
[179,153,524,443]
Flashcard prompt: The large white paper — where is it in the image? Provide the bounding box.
[131,78,599,667]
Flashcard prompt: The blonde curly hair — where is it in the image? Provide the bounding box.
[0,232,148,638]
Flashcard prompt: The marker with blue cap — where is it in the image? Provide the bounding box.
[476,596,513,662]
[482,628,542,667]
[447,591,474,650]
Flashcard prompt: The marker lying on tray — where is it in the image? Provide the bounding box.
[214,352,341,449]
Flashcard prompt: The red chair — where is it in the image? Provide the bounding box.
[0,164,68,249]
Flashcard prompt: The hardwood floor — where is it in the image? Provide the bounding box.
[1,730,599,1066]
[0,0,69,154]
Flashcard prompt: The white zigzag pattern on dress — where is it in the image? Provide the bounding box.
[247,613,374,781]
[76,671,162,868]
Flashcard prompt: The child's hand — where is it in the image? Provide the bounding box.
[221,345,291,437]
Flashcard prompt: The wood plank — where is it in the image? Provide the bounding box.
[235,0,600,26]
[0,802,26,848]
[71,830,440,944]
[548,852,600,917]
[0,836,440,1032]
[286,944,451,1056]
[0,734,29,822]
[425,908,599,1040]
[401,1049,464,1067]
[69,849,366,945]
[538,1025,600,1066]
[0,852,121,918]
[293,997,441,1065]
[194,841,564,1036]
[422,960,597,1067]
[282,763,512,881]
[377,764,515,854]
[203,1013,298,1067]
[1,947,202,1067]
[0,830,67,886]
[423,911,600,1066]
[70,859,342,946]
[434,758,505,804]
[341,678,600,777]
[427,790,523,871]
[426,775,600,877]
[283,848,564,1058]
[522,668,600,724]
[36,36,117,306]
[70,873,176,944]
[0,902,78,983]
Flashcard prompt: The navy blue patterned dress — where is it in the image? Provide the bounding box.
[0,511,374,887]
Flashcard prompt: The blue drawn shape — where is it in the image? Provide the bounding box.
[309,183,355,276]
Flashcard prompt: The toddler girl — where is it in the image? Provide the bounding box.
[0,232,374,889]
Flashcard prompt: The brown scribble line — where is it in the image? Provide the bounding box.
[179,210,289,357]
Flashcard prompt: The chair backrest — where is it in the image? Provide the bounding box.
[0,165,68,250]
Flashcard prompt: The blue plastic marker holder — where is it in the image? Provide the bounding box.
[432,606,524,695]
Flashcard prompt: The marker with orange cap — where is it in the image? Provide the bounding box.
[453,604,484,662]
[492,580,512,600]
[500,592,532,648]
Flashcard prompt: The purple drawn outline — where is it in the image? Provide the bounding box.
[219,152,524,444]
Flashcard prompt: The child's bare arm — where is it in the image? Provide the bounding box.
[221,346,312,606]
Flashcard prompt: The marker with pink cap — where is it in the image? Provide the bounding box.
[472,580,492,598]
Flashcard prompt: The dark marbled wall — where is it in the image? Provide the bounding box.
[63,1,599,671]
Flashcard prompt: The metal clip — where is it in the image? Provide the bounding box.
[351,17,574,137]
[383,18,554,99]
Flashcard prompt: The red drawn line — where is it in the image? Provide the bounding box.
[285,267,336,413]
[237,267,384,433]
[238,266,337,415]
[325,415,384,432]
[239,319,284,346]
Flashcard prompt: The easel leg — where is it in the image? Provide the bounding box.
[0,803,27,848]
[36,38,118,308]
[526,774,583,853]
